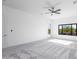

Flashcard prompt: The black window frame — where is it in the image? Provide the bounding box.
[58,23,77,36]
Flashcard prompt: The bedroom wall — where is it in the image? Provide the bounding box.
[2,5,49,48]
[51,16,77,41]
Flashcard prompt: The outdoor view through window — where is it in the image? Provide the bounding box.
[58,23,77,36]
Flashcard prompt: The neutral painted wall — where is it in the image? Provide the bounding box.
[51,16,77,41]
[2,5,49,48]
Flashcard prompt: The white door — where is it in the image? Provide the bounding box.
[2,6,8,48]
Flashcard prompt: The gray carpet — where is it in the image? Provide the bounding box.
[2,39,77,59]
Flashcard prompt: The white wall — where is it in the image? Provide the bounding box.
[2,5,49,48]
[51,16,77,41]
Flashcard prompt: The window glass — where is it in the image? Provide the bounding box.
[63,25,71,35]
[58,23,77,36]
[72,24,77,35]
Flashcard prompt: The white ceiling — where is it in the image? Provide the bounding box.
[3,0,77,19]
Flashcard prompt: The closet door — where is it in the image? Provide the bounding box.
[2,5,18,48]
[2,6,8,48]
[2,5,15,48]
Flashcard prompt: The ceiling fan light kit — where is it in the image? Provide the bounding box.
[43,1,61,16]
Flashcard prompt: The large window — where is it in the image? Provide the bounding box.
[58,23,77,36]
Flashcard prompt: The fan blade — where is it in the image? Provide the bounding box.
[48,9,52,11]
[55,9,61,12]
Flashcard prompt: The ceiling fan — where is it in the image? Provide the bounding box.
[46,7,61,15]
[43,2,61,16]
